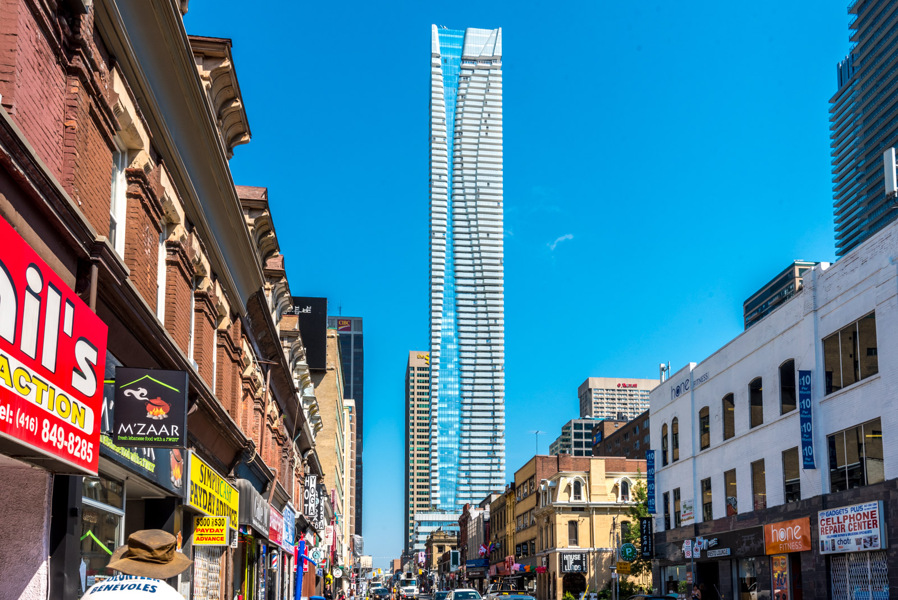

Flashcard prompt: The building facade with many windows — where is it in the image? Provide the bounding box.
[578,377,658,421]
[651,221,898,599]
[429,24,506,513]
[549,419,600,456]
[328,316,364,534]
[406,351,432,553]
[830,0,898,256]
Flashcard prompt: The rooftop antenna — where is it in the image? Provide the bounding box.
[530,430,545,455]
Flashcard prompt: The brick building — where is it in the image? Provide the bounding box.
[0,2,326,599]
[591,411,650,460]
[651,222,898,599]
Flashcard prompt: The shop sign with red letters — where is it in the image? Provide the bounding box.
[0,218,107,474]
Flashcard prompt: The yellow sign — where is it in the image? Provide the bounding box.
[616,562,631,575]
[194,516,229,545]
[188,452,239,530]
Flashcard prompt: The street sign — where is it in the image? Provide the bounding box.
[616,562,631,575]
[686,571,693,584]
[683,539,692,559]
[334,568,343,578]
[619,543,638,562]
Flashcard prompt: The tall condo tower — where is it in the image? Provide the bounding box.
[405,351,432,553]
[429,25,505,512]
[831,1,898,256]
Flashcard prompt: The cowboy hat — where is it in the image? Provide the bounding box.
[107,529,193,579]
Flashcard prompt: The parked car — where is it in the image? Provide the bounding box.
[434,592,449,600]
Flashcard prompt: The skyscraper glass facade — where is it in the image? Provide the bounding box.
[831,0,898,256]
[327,316,364,534]
[429,25,505,513]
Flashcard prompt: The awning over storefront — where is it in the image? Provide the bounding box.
[237,478,270,537]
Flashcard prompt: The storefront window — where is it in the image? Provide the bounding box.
[79,475,125,597]
[662,565,688,595]
[736,558,761,600]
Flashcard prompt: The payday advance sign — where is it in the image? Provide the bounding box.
[818,501,887,554]
[187,451,239,530]
[193,516,229,545]
[0,218,107,475]
[113,367,187,447]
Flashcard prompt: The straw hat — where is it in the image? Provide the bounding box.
[107,529,193,579]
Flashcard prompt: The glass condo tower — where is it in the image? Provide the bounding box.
[429,25,505,513]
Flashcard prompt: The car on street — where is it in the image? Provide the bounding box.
[447,590,482,600]
[434,592,449,600]
[484,583,526,600]
[370,589,392,600]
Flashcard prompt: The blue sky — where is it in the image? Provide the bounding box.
[186,0,849,568]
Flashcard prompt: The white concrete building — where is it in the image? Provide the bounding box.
[650,222,898,599]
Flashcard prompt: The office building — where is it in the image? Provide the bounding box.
[406,351,432,553]
[548,419,600,456]
[592,410,650,459]
[429,24,505,512]
[651,221,898,597]
[743,261,818,329]
[578,377,658,421]
[328,315,364,534]
[831,1,898,255]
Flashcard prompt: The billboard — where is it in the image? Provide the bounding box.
[0,217,107,475]
[290,297,327,370]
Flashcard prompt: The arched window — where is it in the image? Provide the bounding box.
[750,377,763,428]
[722,393,735,439]
[672,418,679,462]
[620,480,630,502]
[572,480,582,501]
[699,406,710,450]
[780,360,796,414]
[661,423,669,466]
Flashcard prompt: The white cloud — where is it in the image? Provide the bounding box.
[547,233,574,251]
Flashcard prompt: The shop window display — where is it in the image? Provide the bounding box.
[79,475,125,597]
[736,557,770,600]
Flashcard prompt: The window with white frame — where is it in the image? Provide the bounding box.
[155,226,167,323]
[572,479,582,501]
[109,146,128,258]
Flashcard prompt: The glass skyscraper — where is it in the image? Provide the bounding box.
[429,24,505,513]
[831,0,898,256]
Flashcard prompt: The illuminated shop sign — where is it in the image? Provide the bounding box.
[0,218,107,474]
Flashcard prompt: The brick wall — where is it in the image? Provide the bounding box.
[0,1,67,182]
[192,289,217,387]
[215,319,242,418]
[123,168,163,309]
[163,240,193,351]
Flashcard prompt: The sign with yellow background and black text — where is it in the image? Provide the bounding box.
[187,451,238,530]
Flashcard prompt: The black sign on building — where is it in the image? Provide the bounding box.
[112,368,188,448]
[290,297,327,370]
[561,552,587,573]
[640,517,654,558]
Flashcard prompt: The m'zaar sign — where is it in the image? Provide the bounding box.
[113,368,187,447]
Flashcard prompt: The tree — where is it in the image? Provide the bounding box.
[621,477,652,583]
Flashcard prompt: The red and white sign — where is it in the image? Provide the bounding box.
[0,218,107,474]
[617,383,637,388]
[270,506,284,547]
[818,501,886,554]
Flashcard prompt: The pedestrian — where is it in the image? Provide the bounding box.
[691,584,702,600]
[81,529,192,598]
